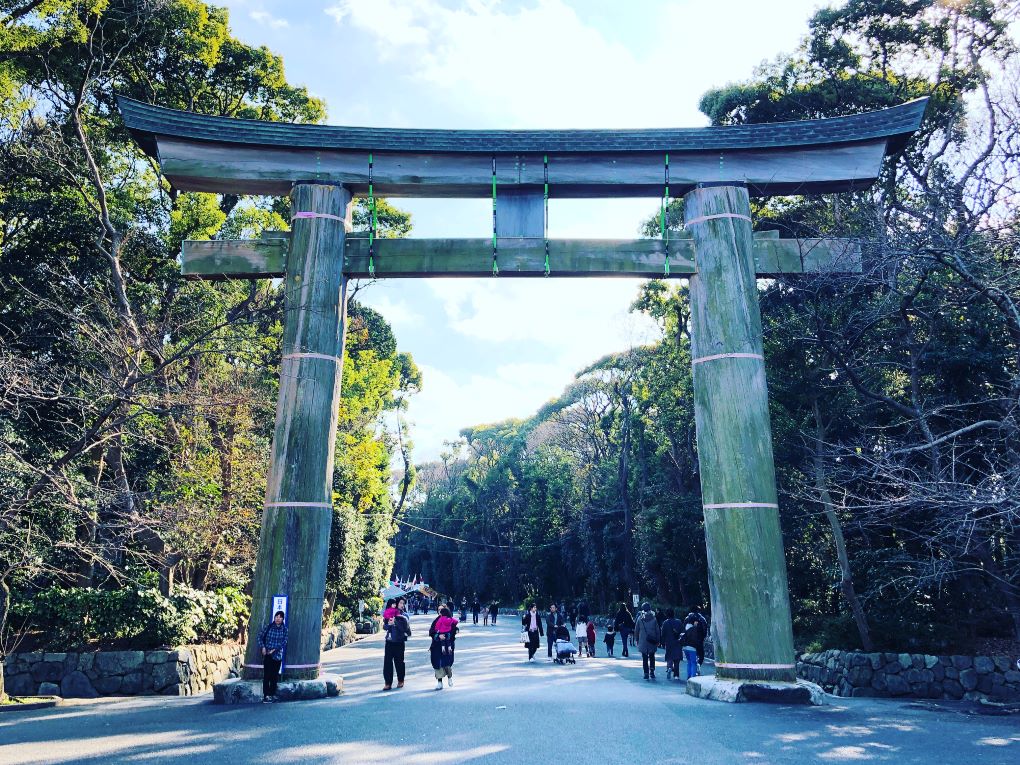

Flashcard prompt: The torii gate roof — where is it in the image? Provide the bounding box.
[117,96,927,198]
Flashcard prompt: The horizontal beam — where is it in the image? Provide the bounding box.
[180,235,860,280]
[181,236,288,280]
[156,137,889,198]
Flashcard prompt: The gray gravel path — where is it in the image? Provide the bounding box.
[2,615,1018,764]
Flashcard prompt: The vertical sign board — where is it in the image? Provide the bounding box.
[272,594,288,671]
[632,594,640,609]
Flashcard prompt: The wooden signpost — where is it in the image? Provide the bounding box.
[119,96,926,698]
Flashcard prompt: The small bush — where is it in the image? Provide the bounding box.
[12,584,249,650]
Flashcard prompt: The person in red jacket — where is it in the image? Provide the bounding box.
[585,619,596,657]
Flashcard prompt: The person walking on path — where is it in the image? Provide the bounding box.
[614,604,635,658]
[257,610,287,703]
[575,617,589,658]
[460,597,468,622]
[429,606,458,689]
[660,609,684,680]
[635,603,660,680]
[382,599,411,690]
[488,600,499,625]
[545,603,562,658]
[522,603,544,661]
[585,618,596,657]
[684,606,709,667]
[568,604,578,630]
[681,613,702,680]
[603,620,617,656]
[472,595,481,625]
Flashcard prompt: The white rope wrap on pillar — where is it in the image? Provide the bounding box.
[691,352,764,366]
[715,662,797,670]
[281,352,342,363]
[684,212,752,228]
[703,502,780,510]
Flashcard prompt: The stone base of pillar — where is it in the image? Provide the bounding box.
[213,674,342,704]
[686,675,825,705]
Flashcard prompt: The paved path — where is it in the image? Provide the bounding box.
[2,615,1018,764]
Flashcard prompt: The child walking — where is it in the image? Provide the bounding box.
[603,621,616,656]
[575,617,588,658]
[586,618,596,656]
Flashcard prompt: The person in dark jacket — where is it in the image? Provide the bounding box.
[382,599,412,690]
[684,606,709,666]
[681,614,702,680]
[660,609,684,680]
[488,600,499,625]
[471,595,481,625]
[614,604,635,658]
[429,607,458,689]
[522,603,544,661]
[257,610,288,703]
[634,603,660,680]
[545,603,562,658]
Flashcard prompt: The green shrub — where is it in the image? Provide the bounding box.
[13,584,250,649]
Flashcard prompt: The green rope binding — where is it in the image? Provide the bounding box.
[368,152,376,278]
[543,154,550,277]
[662,152,670,277]
[491,157,499,276]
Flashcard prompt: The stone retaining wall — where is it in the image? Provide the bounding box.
[797,650,1020,701]
[4,619,378,699]
[3,644,242,698]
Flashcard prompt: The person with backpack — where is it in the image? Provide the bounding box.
[382,598,411,690]
[634,602,660,680]
[614,603,635,658]
[660,609,684,680]
[684,606,709,667]
[681,613,702,680]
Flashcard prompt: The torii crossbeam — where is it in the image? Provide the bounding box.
[118,96,926,700]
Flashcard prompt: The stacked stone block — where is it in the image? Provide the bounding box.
[797,650,1020,701]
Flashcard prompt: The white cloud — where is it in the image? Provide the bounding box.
[326,0,430,51]
[363,294,423,329]
[250,10,289,29]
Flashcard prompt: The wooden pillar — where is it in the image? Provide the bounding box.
[242,183,350,681]
[684,184,796,683]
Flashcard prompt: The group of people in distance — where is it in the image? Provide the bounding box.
[255,595,709,702]
[407,592,500,626]
[522,600,709,681]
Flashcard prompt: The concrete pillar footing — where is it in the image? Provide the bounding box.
[686,675,825,705]
[213,673,342,704]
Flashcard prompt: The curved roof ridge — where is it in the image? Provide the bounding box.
[117,96,928,157]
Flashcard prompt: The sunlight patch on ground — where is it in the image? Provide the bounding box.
[976,736,1020,746]
[817,745,874,761]
[275,742,508,764]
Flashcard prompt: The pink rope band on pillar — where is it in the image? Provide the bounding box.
[684,212,752,228]
[715,662,796,670]
[703,502,779,510]
[243,663,322,670]
[691,352,764,365]
[264,502,333,509]
[291,211,345,222]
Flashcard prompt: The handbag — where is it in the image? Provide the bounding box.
[520,629,529,644]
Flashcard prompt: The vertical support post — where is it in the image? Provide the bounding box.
[684,184,796,683]
[242,183,350,681]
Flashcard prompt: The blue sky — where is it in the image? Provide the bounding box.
[217,0,828,460]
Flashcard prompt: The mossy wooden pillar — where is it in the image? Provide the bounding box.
[685,184,796,683]
[242,183,350,681]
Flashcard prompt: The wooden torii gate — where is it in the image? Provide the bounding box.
[119,96,926,694]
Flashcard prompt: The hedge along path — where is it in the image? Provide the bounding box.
[118,96,928,688]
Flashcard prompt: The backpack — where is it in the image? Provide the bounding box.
[644,616,660,644]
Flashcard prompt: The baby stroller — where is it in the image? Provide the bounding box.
[553,639,578,664]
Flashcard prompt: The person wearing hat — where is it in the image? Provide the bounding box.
[634,602,661,680]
